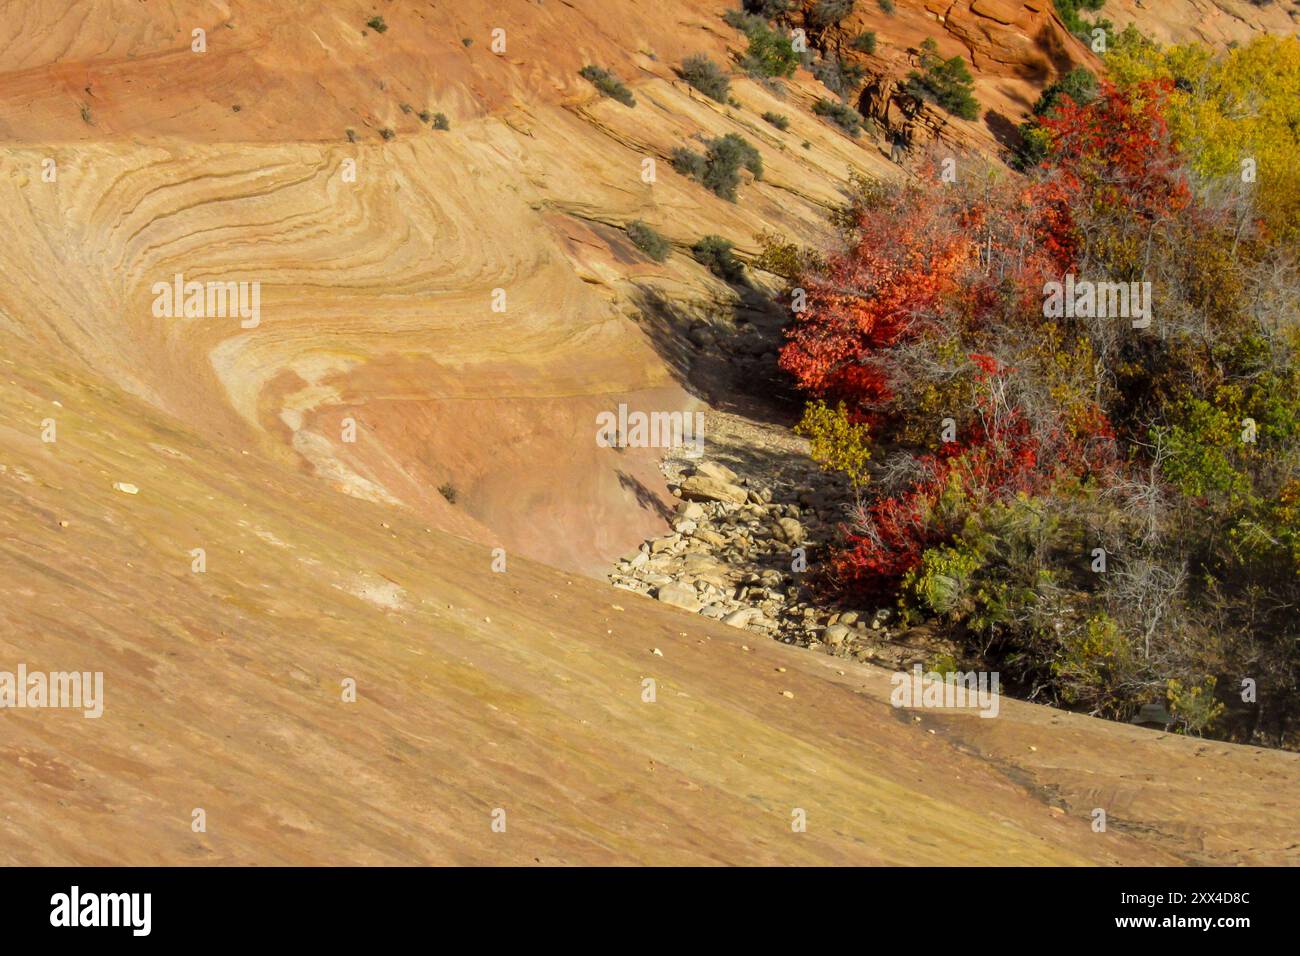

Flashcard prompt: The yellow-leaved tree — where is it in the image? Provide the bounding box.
[1106,29,1300,241]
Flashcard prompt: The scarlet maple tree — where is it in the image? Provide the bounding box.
[778,182,974,415]
[1030,78,1191,272]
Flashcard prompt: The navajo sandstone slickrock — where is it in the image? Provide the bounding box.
[0,0,1296,865]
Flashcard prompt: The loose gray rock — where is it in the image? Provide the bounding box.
[679,474,748,506]
[694,460,739,484]
[772,516,804,546]
[821,624,852,646]
[677,501,705,520]
[655,581,703,612]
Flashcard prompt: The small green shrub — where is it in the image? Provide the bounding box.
[432,113,450,130]
[811,0,855,28]
[1053,0,1112,42]
[578,65,637,107]
[813,97,863,136]
[717,132,762,178]
[1167,677,1226,737]
[680,54,731,102]
[850,31,878,55]
[904,38,980,120]
[627,220,672,262]
[438,483,459,504]
[1033,67,1098,117]
[671,147,710,180]
[692,235,745,282]
[379,128,396,141]
[736,19,799,78]
[762,111,790,130]
[723,9,764,33]
[701,142,743,200]
[753,230,826,280]
[878,0,896,13]
[366,16,387,33]
[673,134,762,201]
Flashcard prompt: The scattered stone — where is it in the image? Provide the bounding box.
[113,482,139,495]
[608,442,879,651]
[694,460,739,484]
[650,534,680,554]
[678,474,748,506]
[821,624,851,647]
[655,581,702,612]
[677,501,705,520]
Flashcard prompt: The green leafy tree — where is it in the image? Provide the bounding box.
[904,39,979,120]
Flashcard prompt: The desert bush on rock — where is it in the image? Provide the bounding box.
[627,220,671,262]
[693,236,746,282]
[850,31,877,55]
[813,97,864,136]
[579,65,636,107]
[1054,0,1113,43]
[729,15,799,78]
[680,54,732,102]
[810,0,855,28]
[904,38,979,120]
[672,134,762,201]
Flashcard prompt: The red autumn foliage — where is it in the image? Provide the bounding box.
[827,358,1103,598]
[778,182,975,414]
[777,90,1177,595]
[1030,79,1191,272]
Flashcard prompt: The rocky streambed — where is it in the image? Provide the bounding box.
[607,428,958,669]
